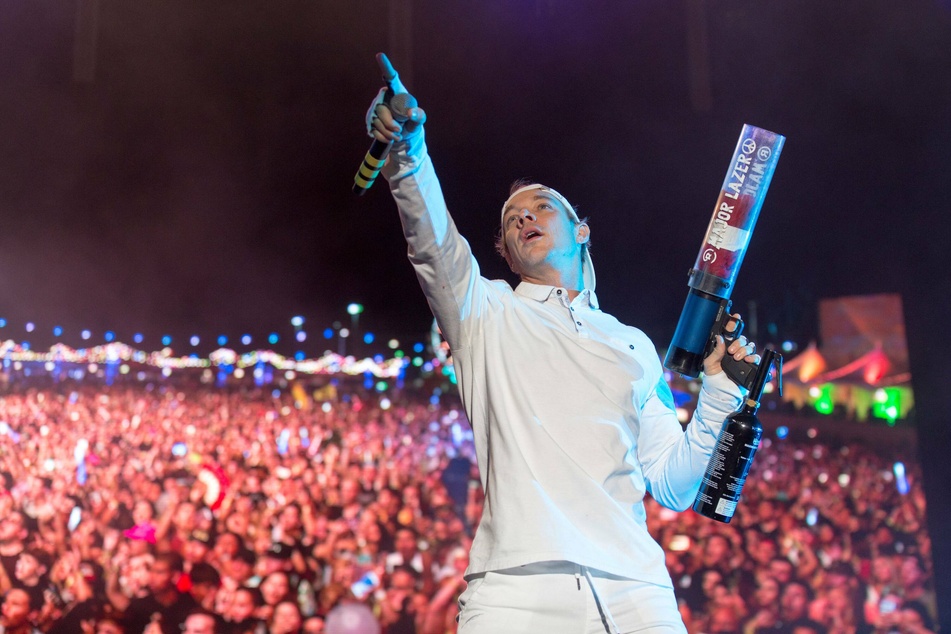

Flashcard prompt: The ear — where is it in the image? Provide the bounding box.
[575,222,590,245]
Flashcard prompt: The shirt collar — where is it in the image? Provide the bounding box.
[514,281,599,309]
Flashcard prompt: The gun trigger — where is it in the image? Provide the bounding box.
[729,315,744,340]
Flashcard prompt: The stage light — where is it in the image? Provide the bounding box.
[134,333,143,343]
[388,339,399,349]
[0,319,5,327]
[347,303,364,316]
[291,316,304,328]
[241,335,251,345]
[323,328,334,339]
[872,387,901,425]
[25,322,34,332]
[413,342,424,353]
[53,326,63,336]
[81,330,91,340]
[296,331,307,342]
[162,335,172,346]
[776,426,789,439]
[218,335,227,346]
[894,462,909,495]
[339,328,350,338]
[190,336,200,346]
[269,333,279,345]
[811,384,834,415]
[364,333,374,344]
[105,331,115,342]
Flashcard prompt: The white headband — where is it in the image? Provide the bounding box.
[501,183,596,292]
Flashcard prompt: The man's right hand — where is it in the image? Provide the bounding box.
[369,53,426,144]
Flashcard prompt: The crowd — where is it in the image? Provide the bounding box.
[0,377,938,634]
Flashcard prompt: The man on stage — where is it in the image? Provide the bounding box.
[364,53,758,633]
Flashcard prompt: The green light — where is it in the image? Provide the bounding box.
[812,384,835,415]
[347,303,364,315]
[872,387,901,424]
[412,356,423,367]
[375,381,388,392]
[394,350,404,358]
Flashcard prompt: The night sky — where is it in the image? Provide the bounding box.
[1,0,950,357]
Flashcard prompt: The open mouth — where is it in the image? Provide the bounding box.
[521,228,543,242]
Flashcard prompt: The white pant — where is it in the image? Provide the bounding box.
[457,561,686,634]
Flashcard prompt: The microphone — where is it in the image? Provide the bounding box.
[352,92,417,196]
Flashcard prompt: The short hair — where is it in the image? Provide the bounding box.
[189,563,221,588]
[155,551,185,574]
[782,578,815,602]
[233,548,257,567]
[184,609,218,632]
[494,179,590,272]
[21,548,52,572]
[234,585,264,607]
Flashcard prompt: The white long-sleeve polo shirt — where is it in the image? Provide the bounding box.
[382,130,743,587]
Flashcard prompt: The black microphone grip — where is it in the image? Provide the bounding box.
[353,92,416,196]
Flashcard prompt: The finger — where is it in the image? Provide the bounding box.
[375,52,408,93]
[735,345,755,360]
[727,336,748,355]
[376,52,398,84]
[374,105,401,131]
[372,124,401,143]
[724,312,742,333]
[406,107,427,126]
[711,334,726,354]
